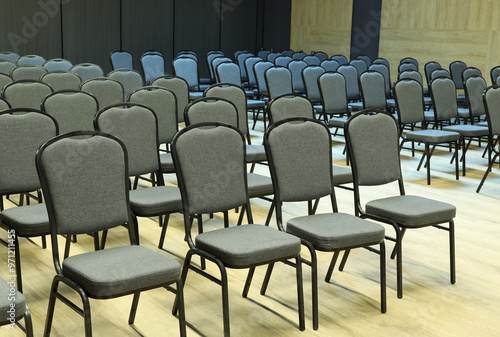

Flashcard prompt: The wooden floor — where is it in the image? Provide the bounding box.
[2,118,500,337]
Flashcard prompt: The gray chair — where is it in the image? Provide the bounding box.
[264,117,386,330]
[393,79,461,184]
[94,103,182,248]
[313,51,329,62]
[265,66,293,100]
[211,57,232,82]
[41,89,98,133]
[253,60,273,99]
[400,57,418,70]
[16,55,46,66]
[372,57,390,68]
[349,59,368,75]
[461,67,482,84]
[0,108,58,293]
[356,55,372,66]
[0,51,20,63]
[110,50,133,70]
[0,60,17,76]
[275,55,292,67]
[490,66,500,85]
[449,60,467,90]
[424,61,441,89]
[397,62,417,73]
[70,63,104,82]
[171,122,305,336]
[10,65,48,81]
[345,111,456,298]
[463,75,487,124]
[292,51,306,60]
[0,277,33,336]
[206,51,224,83]
[1,80,53,109]
[318,71,351,123]
[244,56,263,90]
[150,75,189,123]
[303,55,321,66]
[236,51,253,83]
[0,73,13,92]
[36,130,186,337]
[398,70,433,105]
[369,63,392,98]
[80,77,124,109]
[359,70,388,111]
[41,71,82,91]
[320,59,340,72]
[331,55,349,65]
[108,68,144,98]
[216,62,242,85]
[302,65,325,105]
[43,58,73,72]
[0,96,10,111]
[258,49,271,59]
[281,49,295,57]
[338,64,361,102]
[430,68,451,81]
[173,57,206,100]
[140,51,165,84]
[267,52,282,63]
[288,60,307,94]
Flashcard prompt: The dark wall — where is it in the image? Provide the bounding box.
[350,0,382,62]
[0,0,291,75]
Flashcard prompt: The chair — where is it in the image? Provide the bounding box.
[0,51,20,63]
[320,59,340,72]
[313,51,329,62]
[216,62,242,85]
[398,62,417,73]
[369,63,392,98]
[292,51,306,60]
[264,117,386,330]
[303,55,321,66]
[36,130,186,337]
[265,66,293,100]
[253,60,273,99]
[424,61,441,88]
[281,49,295,57]
[236,51,253,83]
[0,277,33,336]
[349,59,368,75]
[43,58,73,72]
[400,57,418,70]
[257,49,271,59]
[337,64,361,102]
[70,63,104,82]
[0,96,10,111]
[173,57,207,100]
[462,67,482,84]
[1,80,53,109]
[150,75,189,123]
[463,75,487,124]
[0,108,58,293]
[359,70,388,111]
[16,54,46,66]
[393,79,461,184]
[41,89,98,133]
[80,77,124,109]
[449,61,467,90]
[171,122,305,336]
[140,51,165,84]
[267,52,282,63]
[206,51,224,83]
[0,60,16,76]
[40,71,82,91]
[490,66,500,85]
[356,54,372,66]
[108,69,144,98]
[275,55,292,67]
[0,73,13,92]
[430,67,451,81]
[110,50,133,70]
[244,56,263,90]
[211,57,232,82]
[372,58,390,68]
[345,110,457,298]
[477,85,500,192]
[10,65,48,81]
[302,65,325,105]
[288,60,307,94]
[94,103,182,248]
[331,55,349,65]
[318,71,351,120]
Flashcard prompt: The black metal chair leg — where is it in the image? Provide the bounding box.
[380,242,387,313]
[325,251,340,282]
[128,292,140,324]
[242,267,255,298]
[338,249,350,271]
[43,278,59,337]
[449,221,456,284]
[295,254,305,331]
[158,214,171,249]
[260,263,275,295]
[14,235,23,293]
[24,305,34,337]
[176,278,187,337]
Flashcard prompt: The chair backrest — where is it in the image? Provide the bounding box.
[490,66,500,85]
[178,50,197,60]
[430,68,451,81]
[70,63,104,83]
[359,71,387,110]
[173,57,200,91]
[41,90,98,134]
[281,49,295,57]
[40,71,82,91]
[462,67,482,84]
[254,61,273,97]
[400,57,418,69]
[265,66,293,100]
[0,73,13,92]
[369,63,391,97]
[140,52,165,84]
[275,56,292,68]
[398,62,417,73]
[303,55,321,66]
[80,77,124,109]
[345,111,402,186]
[349,59,368,75]
[393,79,426,125]
[236,52,253,81]
[0,108,58,194]
[337,65,360,100]
[302,65,325,103]
[204,83,249,135]
[372,57,390,68]
[150,75,189,123]
[128,86,178,144]
[356,55,372,66]
[184,97,238,128]
[0,97,10,111]
[318,71,349,115]
[331,55,349,65]
[172,123,248,216]
[483,85,500,136]
[108,69,144,98]
[265,118,334,203]
[321,59,340,72]
[207,52,224,83]
[267,52,282,63]
[449,60,467,90]
[211,57,232,82]
[95,103,160,177]
[10,65,48,81]
[287,60,307,93]
[292,51,306,60]
[244,56,263,89]
[464,75,487,119]
[257,50,271,60]
[0,52,20,63]
[267,94,314,124]
[43,58,73,72]
[0,60,17,76]
[110,50,133,70]
[216,62,242,86]
[398,69,424,86]
[313,51,329,62]
[1,80,53,109]
[424,61,442,86]
[430,77,458,121]
[17,55,46,66]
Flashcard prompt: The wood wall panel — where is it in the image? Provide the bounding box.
[290,0,353,57]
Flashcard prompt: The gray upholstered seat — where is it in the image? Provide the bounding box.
[246,144,267,162]
[160,152,175,173]
[110,50,133,70]
[0,203,49,236]
[246,172,274,197]
[0,277,33,336]
[129,185,182,216]
[405,129,460,142]
[331,165,353,185]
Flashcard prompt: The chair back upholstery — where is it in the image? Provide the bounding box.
[268,94,314,124]
[172,123,248,215]
[43,58,73,72]
[1,80,53,109]
[318,71,349,115]
[372,58,389,68]
[398,69,424,86]
[338,65,360,100]
[211,57,232,82]
[424,61,441,86]
[321,59,340,72]
[398,62,417,73]
[464,75,487,119]
[462,67,482,84]
[128,86,178,144]
[80,77,124,109]
[265,118,333,202]
[245,56,262,89]
[17,55,46,66]
[267,52,282,63]
[313,51,329,62]
[0,61,16,76]
[236,52,253,81]
[349,59,368,75]
[400,57,418,69]
[369,63,391,97]
[430,68,451,81]
[449,61,467,89]
[292,51,306,61]
[331,55,349,65]
[216,62,242,86]
[430,77,458,121]
[184,97,238,128]
[173,57,200,91]
[0,52,20,63]
[302,65,325,103]
[281,49,294,57]
[357,55,372,66]
[346,111,402,186]
[41,71,82,91]
[0,97,10,111]
[108,69,144,98]
[257,50,271,60]
[303,55,321,66]
[265,66,293,100]
[42,90,98,133]
[110,50,133,70]
[95,103,160,177]
[150,75,189,123]
[288,60,307,93]
[490,66,500,85]
[275,56,292,68]
[140,52,165,84]
[0,109,57,193]
[70,63,104,82]
[359,70,387,110]
[484,86,500,136]
[207,52,224,83]
[254,61,273,97]
[10,65,47,81]
[0,73,13,92]
[393,79,425,125]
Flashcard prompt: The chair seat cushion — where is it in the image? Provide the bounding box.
[247,99,266,109]
[246,144,267,163]
[159,152,175,173]
[328,116,348,128]
[62,245,181,298]
[386,98,396,108]
[0,203,49,237]
[287,213,384,251]
[247,173,273,198]
[477,121,488,127]
[189,92,204,100]
[365,195,456,228]
[442,125,489,137]
[332,165,353,185]
[405,129,460,143]
[457,107,470,118]
[195,224,300,268]
[349,102,364,111]
[129,186,182,216]
[0,277,26,322]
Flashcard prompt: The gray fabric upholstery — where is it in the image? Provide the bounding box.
[462,67,482,83]
[320,59,340,72]
[365,195,456,228]
[394,79,426,124]
[398,70,423,86]
[0,73,13,92]
[303,55,321,66]
[42,90,97,133]
[205,84,249,134]
[431,77,460,121]
[406,129,460,142]
[2,80,53,109]
[319,72,350,115]
[332,165,353,185]
[129,186,182,216]
[244,56,262,88]
[331,55,349,65]
[0,277,27,322]
[254,61,273,96]
[442,124,488,137]
[207,52,224,82]
[150,76,189,123]
[211,57,232,82]
[350,59,368,75]
[449,61,467,89]
[0,52,20,63]
[265,67,293,100]
[369,63,391,96]
[268,95,314,124]
[141,53,165,84]
[288,60,307,93]
[246,144,267,162]
[430,68,451,81]
[108,69,144,98]
[43,58,73,72]
[0,96,11,111]
[10,65,47,81]
[287,213,384,250]
[128,86,178,144]
[0,203,49,237]
[62,245,181,297]
[70,63,104,82]
[0,61,16,76]
[398,62,417,73]
[17,55,46,66]
[41,71,82,91]
[338,65,360,100]
[302,66,325,103]
[80,77,124,109]
[464,76,487,118]
[160,152,175,173]
[40,136,130,235]
[484,86,500,135]
[173,57,199,90]
[236,52,253,80]
[216,63,242,86]
[195,224,300,268]
[110,51,133,70]
[424,61,441,84]
[185,98,238,128]
[247,172,274,198]
[275,56,292,67]
[360,71,387,110]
